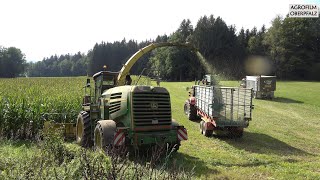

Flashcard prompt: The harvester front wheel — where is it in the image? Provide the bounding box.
[94,120,116,150]
[76,111,92,147]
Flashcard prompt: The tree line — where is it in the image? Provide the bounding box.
[1,14,319,80]
[0,47,26,78]
[27,52,89,77]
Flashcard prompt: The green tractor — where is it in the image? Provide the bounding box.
[75,43,194,150]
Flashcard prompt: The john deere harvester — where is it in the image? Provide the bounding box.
[75,43,194,150]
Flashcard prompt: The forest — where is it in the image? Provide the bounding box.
[1,14,319,80]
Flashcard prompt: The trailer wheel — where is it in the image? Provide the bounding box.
[204,130,213,137]
[76,111,92,147]
[200,121,213,137]
[94,120,116,150]
[200,120,205,134]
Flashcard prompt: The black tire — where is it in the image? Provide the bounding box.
[204,130,213,137]
[200,120,213,137]
[185,102,198,120]
[76,111,92,147]
[94,120,116,150]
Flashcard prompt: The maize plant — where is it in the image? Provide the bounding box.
[0,77,85,139]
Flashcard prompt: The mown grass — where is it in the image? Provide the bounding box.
[0,78,319,179]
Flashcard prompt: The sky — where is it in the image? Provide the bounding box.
[0,0,318,62]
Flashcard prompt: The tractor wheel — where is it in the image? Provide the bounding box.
[76,111,92,147]
[228,127,244,138]
[185,102,198,121]
[204,129,213,137]
[94,120,116,150]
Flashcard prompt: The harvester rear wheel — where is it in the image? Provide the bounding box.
[76,111,92,147]
[94,120,116,150]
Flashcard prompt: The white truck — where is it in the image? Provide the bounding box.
[184,75,254,137]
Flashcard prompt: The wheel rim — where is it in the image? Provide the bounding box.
[95,129,102,149]
[76,119,84,142]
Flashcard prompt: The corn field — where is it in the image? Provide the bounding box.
[0,77,86,139]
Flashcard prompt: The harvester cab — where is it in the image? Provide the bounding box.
[92,71,119,102]
[82,71,119,111]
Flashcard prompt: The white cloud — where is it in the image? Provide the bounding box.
[0,0,309,61]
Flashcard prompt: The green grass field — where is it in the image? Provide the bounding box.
[0,78,319,179]
[168,81,320,179]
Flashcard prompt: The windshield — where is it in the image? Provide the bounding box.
[102,74,115,85]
